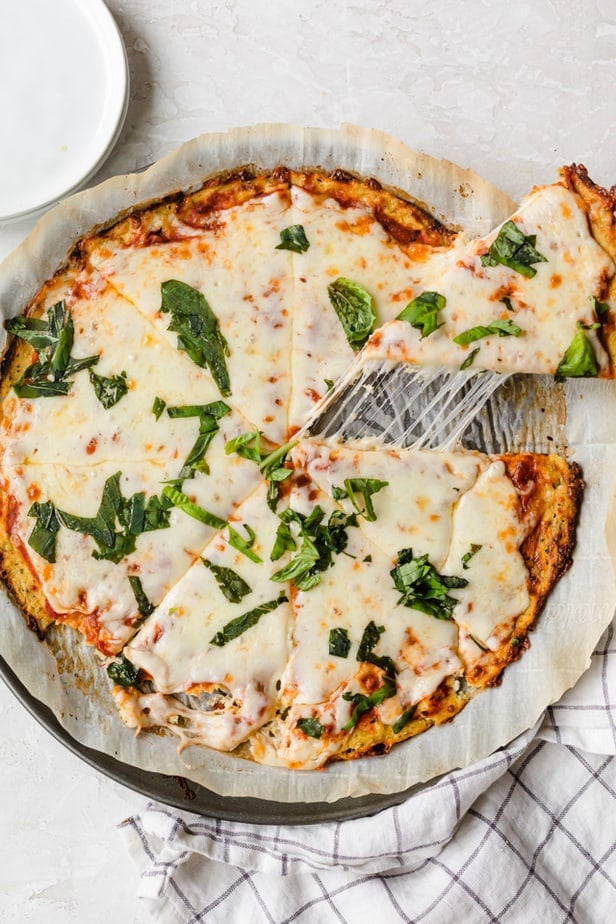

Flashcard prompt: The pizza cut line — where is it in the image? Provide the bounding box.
[0,161,612,771]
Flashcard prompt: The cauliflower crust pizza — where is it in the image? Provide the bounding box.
[0,159,613,771]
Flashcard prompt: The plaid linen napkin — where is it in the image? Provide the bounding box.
[120,620,616,923]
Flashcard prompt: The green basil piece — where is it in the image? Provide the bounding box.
[327,277,377,351]
[469,633,489,652]
[160,280,231,396]
[27,501,61,563]
[201,558,252,603]
[453,319,523,345]
[89,369,128,409]
[275,224,310,253]
[107,655,140,688]
[152,396,167,419]
[210,593,288,647]
[167,401,231,481]
[225,433,297,512]
[594,297,610,322]
[296,717,323,738]
[481,221,547,278]
[555,324,599,381]
[341,478,388,522]
[342,678,397,731]
[161,485,227,529]
[356,620,397,679]
[328,627,351,658]
[461,543,482,569]
[460,347,480,370]
[391,548,468,620]
[271,506,358,591]
[397,291,446,339]
[392,704,418,735]
[7,301,99,398]
[128,575,155,620]
[227,523,263,564]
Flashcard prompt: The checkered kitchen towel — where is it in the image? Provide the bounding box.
[120,620,616,923]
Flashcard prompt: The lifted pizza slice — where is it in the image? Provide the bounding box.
[358,166,616,379]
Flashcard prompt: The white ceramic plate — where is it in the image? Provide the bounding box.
[0,0,129,222]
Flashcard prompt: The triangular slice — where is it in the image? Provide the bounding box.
[291,436,485,566]
[285,170,455,430]
[0,424,263,654]
[0,265,255,467]
[85,182,294,444]
[250,480,464,770]
[359,169,616,378]
[114,480,292,752]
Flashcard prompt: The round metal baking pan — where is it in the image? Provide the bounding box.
[0,652,419,824]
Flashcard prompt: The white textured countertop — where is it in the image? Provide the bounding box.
[1,1,616,920]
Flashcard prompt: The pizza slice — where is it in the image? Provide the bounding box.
[83,171,294,444]
[356,166,616,379]
[0,410,264,655]
[285,169,456,431]
[112,479,292,752]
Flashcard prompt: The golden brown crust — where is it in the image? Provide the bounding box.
[560,164,616,376]
[330,452,583,763]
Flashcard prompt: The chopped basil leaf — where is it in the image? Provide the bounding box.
[107,655,140,688]
[275,224,310,253]
[201,558,252,603]
[342,678,397,731]
[460,347,481,370]
[331,485,348,501]
[89,368,128,409]
[152,396,166,419]
[225,432,297,511]
[397,291,446,338]
[469,633,489,652]
[481,221,547,278]
[453,318,523,345]
[328,627,351,658]
[162,486,261,562]
[324,378,335,392]
[7,301,100,398]
[461,543,482,569]
[392,703,418,735]
[48,473,172,564]
[162,485,227,529]
[160,279,231,396]
[594,297,610,321]
[210,593,288,646]
[341,478,388,522]
[167,401,231,481]
[271,506,358,591]
[128,575,155,624]
[500,296,515,312]
[227,523,262,564]
[270,517,297,562]
[327,277,377,351]
[555,324,599,381]
[391,548,468,620]
[356,620,397,679]
[27,500,60,563]
[296,717,323,738]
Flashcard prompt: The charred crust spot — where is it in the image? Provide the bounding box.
[330,168,354,183]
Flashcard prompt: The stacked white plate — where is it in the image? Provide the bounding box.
[0,0,129,223]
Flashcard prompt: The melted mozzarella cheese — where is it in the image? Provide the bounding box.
[287,188,446,430]
[123,481,291,750]
[361,183,613,375]
[87,192,294,443]
[443,461,530,652]
[1,267,232,467]
[292,437,486,566]
[4,410,262,654]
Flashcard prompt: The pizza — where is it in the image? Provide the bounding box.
[0,153,612,774]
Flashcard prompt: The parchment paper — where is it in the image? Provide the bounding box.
[1,124,614,803]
